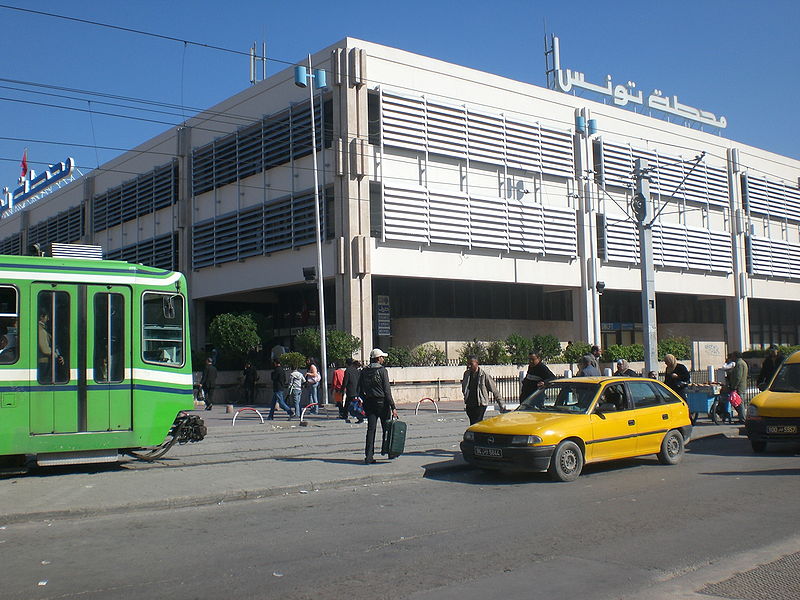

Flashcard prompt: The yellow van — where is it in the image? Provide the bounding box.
[745,351,800,453]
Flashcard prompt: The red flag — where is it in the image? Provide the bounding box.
[20,149,28,178]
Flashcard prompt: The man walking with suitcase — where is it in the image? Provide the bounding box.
[358,349,398,464]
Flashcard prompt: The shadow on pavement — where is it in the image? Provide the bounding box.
[700,467,800,477]
[688,434,800,457]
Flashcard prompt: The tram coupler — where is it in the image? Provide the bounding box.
[173,412,207,444]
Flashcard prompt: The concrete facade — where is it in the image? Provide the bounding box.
[2,37,799,360]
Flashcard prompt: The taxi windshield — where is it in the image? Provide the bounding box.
[518,382,600,414]
[769,364,800,393]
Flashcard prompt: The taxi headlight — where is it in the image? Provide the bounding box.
[463,430,475,442]
[511,435,543,446]
[746,405,759,418]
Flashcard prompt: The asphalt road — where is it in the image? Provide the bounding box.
[4,434,799,600]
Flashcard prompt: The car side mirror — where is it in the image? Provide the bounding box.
[594,402,617,418]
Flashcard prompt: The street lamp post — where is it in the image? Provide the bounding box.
[295,55,329,405]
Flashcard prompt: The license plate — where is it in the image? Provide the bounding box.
[766,425,797,434]
[474,446,502,458]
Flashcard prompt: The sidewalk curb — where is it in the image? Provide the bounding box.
[0,460,471,525]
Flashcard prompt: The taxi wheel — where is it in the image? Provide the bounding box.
[549,440,583,482]
[657,430,684,465]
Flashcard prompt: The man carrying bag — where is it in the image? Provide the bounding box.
[358,349,398,464]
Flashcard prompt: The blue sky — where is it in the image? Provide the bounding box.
[1,0,798,190]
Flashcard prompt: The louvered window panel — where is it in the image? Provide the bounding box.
[428,190,468,246]
[605,220,639,264]
[212,212,239,265]
[505,118,541,172]
[191,220,216,269]
[238,204,264,259]
[192,145,215,196]
[191,99,323,196]
[600,143,635,189]
[602,142,728,206]
[746,175,800,223]
[709,231,733,273]
[507,202,544,254]
[654,223,689,269]
[748,236,800,280]
[540,127,575,179]
[542,206,577,257]
[291,192,318,247]
[0,232,21,255]
[93,161,177,232]
[470,195,507,250]
[748,236,772,277]
[685,225,712,271]
[237,122,263,180]
[426,101,466,158]
[106,232,177,271]
[263,111,292,169]
[381,92,426,151]
[264,196,293,253]
[28,205,84,247]
[467,111,505,165]
[383,185,429,244]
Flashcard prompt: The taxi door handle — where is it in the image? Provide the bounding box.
[662,414,669,420]
[628,419,635,426]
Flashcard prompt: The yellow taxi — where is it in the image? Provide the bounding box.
[745,350,800,453]
[461,377,693,481]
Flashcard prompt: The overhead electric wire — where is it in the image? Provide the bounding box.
[1,4,797,207]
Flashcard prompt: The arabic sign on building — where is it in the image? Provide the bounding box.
[376,295,391,337]
[546,35,727,129]
[2,157,76,217]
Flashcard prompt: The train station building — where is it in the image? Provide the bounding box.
[2,37,799,360]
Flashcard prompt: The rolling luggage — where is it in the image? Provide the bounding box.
[381,418,407,459]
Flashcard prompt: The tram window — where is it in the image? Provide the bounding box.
[37,291,70,384]
[142,292,184,367]
[94,293,125,383]
[0,286,19,365]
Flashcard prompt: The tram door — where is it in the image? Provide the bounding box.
[29,284,132,434]
[85,286,132,431]
[30,284,78,434]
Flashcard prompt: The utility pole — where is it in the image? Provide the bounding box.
[633,158,658,375]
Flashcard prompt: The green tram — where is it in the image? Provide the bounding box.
[0,245,205,468]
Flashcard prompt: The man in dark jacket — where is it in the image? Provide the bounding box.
[268,358,294,420]
[342,359,362,423]
[757,346,782,390]
[357,349,398,464]
[520,352,557,401]
[241,361,259,405]
[462,356,506,424]
[201,357,217,411]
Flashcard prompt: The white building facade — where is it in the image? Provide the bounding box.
[2,38,799,360]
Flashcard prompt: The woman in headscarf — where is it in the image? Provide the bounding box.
[613,359,638,377]
[663,354,690,398]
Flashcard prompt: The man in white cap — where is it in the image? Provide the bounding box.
[357,348,398,464]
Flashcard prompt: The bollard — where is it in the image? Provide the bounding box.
[226,404,234,414]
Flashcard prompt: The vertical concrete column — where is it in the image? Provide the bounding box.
[573,110,600,345]
[82,175,95,245]
[175,126,203,346]
[726,148,750,350]
[331,46,373,362]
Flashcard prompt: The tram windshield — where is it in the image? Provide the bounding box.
[0,286,19,364]
[142,292,185,367]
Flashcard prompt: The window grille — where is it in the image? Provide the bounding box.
[105,232,178,271]
[742,174,800,223]
[0,232,21,255]
[190,187,328,270]
[28,205,85,248]
[380,90,573,179]
[93,161,178,232]
[191,98,325,197]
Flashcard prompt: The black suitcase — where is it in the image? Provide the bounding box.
[381,419,407,459]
